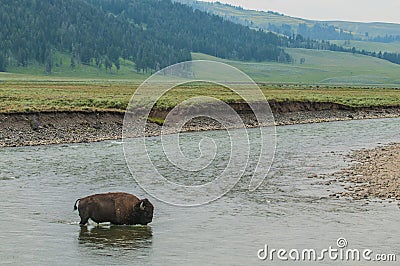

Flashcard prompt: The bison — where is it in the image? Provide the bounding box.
[74,192,154,225]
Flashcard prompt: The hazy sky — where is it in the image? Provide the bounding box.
[201,0,400,23]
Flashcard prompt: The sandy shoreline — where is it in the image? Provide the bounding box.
[327,143,400,208]
[1,102,400,147]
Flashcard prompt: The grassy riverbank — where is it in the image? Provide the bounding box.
[1,76,399,147]
[1,80,400,113]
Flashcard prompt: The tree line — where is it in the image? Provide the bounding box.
[267,23,354,41]
[286,34,400,65]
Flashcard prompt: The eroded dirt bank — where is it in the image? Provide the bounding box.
[1,101,399,147]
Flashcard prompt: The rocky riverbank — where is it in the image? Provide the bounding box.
[1,101,400,147]
[328,143,400,208]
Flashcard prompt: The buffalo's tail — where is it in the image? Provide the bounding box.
[73,199,80,211]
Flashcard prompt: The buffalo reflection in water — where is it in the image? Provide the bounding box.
[78,225,153,251]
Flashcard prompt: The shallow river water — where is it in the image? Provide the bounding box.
[1,118,399,265]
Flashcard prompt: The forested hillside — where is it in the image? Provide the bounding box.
[0,0,291,73]
[0,0,191,73]
[88,0,291,63]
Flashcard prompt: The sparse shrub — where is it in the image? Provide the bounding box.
[147,117,165,126]
[29,118,39,130]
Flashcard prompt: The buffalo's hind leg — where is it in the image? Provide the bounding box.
[79,215,89,225]
[77,201,90,225]
[78,207,90,225]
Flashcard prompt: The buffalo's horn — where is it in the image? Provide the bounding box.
[140,201,145,210]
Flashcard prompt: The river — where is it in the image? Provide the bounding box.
[1,118,399,265]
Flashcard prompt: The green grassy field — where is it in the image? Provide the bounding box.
[193,49,400,85]
[1,79,399,113]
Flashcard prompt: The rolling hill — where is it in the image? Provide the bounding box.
[176,0,400,40]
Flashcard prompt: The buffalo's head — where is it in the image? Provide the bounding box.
[134,198,154,225]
